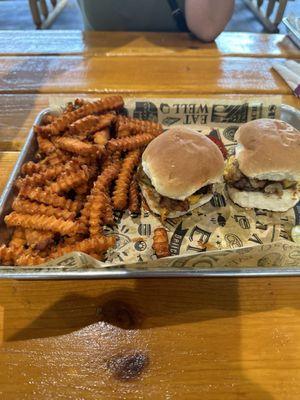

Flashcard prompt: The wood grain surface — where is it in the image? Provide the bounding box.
[0,278,300,400]
[0,31,298,58]
[0,56,294,95]
[0,31,299,400]
[0,151,18,191]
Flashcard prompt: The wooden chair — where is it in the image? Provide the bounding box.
[29,0,68,29]
[244,0,290,32]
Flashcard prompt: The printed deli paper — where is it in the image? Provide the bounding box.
[45,97,299,270]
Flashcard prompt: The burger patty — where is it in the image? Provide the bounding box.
[224,156,298,197]
[159,196,189,212]
[137,167,212,212]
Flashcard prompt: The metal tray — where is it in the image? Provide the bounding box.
[0,104,299,280]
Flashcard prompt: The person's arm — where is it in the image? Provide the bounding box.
[185,0,235,42]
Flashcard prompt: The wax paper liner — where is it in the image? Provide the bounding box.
[31,97,300,269]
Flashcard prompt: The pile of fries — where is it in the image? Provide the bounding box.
[0,95,166,266]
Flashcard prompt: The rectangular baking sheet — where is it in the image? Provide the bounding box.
[0,100,299,279]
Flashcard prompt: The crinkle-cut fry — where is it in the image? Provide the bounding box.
[25,229,54,251]
[74,98,86,108]
[9,227,26,248]
[94,127,110,151]
[16,251,48,266]
[37,133,56,155]
[53,236,116,258]
[21,151,70,176]
[21,160,45,176]
[103,196,114,226]
[12,198,76,221]
[16,164,65,189]
[44,150,72,165]
[80,195,93,226]
[48,164,90,194]
[89,192,108,236]
[79,159,121,225]
[0,245,16,265]
[73,154,97,166]
[69,113,116,138]
[74,182,90,195]
[63,101,75,113]
[117,126,131,138]
[107,133,156,152]
[60,235,85,246]
[80,163,120,222]
[54,136,99,156]
[19,186,80,212]
[117,116,163,137]
[113,149,141,210]
[128,176,141,214]
[35,96,124,136]
[152,227,170,258]
[5,212,86,236]
[42,114,55,125]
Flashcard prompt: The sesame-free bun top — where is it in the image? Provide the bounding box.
[236,119,300,181]
[142,126,224,200]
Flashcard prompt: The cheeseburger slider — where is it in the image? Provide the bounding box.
[138,126,224,218]
[224,119,300,212]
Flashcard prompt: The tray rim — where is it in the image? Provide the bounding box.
[0,103,299,280]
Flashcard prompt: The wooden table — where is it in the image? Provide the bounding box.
[0,31,299,399]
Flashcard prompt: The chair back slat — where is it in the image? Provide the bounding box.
[244,0,289,32]
[266,0,276,17]
[40,0,49,19]
[29,0,68,29]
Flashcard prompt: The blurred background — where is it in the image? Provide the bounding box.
[0,0,299,33]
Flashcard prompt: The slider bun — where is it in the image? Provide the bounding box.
[141,183,213,218]
[236,119,300,181]
[227,186,299,212]
[142,126,224,200]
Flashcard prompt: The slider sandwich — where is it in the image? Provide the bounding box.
[224,119,300,212]
[138,127,224,218]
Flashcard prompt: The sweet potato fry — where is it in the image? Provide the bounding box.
[103,196,114,226]
[35,96,124,136]
[12,198,76,221]
[37,134,56,155]
[128,176,141,214]
[54,136,99,157]
[5,212,86,236]
[9,227,26,249]
[74,182,90,195]
[25,229,54,251]
[89,192,108,236]
[107,133,156,152]
[0,245,16,265]
[69,113,116,138]
[16,251,48,266]
[53,235,116,258]
[21,151,70,176]
[113,150,141,210]
[152,227,170,258]
[94,127,110,144]
[48,164,90,194]
[19,186,80,212]
[116,116,162,137]
[16,164,65,189]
